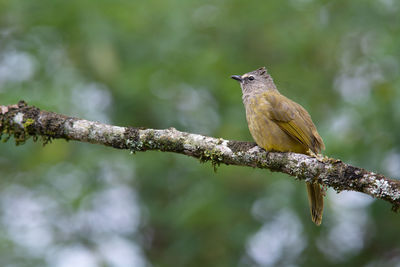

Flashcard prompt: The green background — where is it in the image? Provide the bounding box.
[1,0,400,266]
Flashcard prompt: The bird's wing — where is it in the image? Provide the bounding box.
[263,91,325,153]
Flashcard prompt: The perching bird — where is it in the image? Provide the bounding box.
[231,67,325,225]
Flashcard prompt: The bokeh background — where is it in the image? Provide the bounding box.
[1,0,400,266]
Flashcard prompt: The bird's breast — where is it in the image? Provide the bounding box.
[244,96,306,153]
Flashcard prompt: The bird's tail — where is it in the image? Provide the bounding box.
[306,182,324,226]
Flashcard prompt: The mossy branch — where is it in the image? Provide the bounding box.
[1,101,400,211]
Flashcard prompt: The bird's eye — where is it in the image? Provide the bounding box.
[248,76,255,81]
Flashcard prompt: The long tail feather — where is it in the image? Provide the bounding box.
[306,182,324,226]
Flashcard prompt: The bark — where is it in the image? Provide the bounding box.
[1,101,400,210]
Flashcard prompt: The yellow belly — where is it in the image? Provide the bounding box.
[245,100,307,154]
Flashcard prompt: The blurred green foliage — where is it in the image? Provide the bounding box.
[1,0,400,266]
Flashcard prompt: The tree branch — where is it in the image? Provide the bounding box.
[1,101,400,210]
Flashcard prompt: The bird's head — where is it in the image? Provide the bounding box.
[231,67,276,95]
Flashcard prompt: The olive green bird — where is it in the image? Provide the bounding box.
[231,67,325,225]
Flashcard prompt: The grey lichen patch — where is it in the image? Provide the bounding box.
[370,178,400,199]
[319,163,339,186]
[134,129,158,151]
[372,178,390,197]
[126,128,188,154]
[142,130,156,149]
[156,129,186,153]
[299,158,322,180]
[124,127,140,142]
[64,119,90,142]
[391,189,400,201]
[369,177,400,212]
[158,136,185,153]
[215,140,232,156]
[299,161,313,180]
[125,127,143,153]
[127,140,144,153]
[13,112,24,127]
[261,152,289,172]
[99,124,129,149]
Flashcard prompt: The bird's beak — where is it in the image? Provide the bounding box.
[231,75,243,82]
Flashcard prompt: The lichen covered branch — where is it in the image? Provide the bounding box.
[1,101,400,210]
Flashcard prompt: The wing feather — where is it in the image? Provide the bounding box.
[263,92,325,153]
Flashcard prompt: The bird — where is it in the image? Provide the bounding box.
[231,67,325,225]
